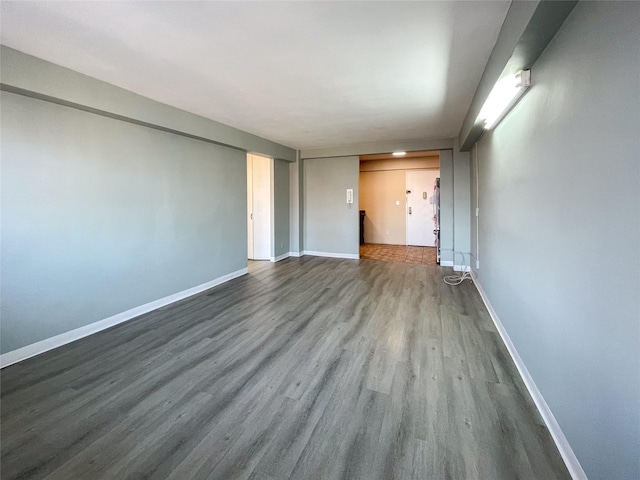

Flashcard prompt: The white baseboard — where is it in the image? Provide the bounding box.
[302,250,359,260]
[438,261,469,272]
[289,251,303,257]
[270,252,290,262]
[0,267,248,368]
[471,277,587,480]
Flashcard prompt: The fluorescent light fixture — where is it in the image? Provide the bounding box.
[392,151,406,156]
[478,70,531,129]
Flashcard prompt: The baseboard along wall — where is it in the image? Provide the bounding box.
[471,276,587,480]
[302,250,359,260]
[270,252,290,262]
[0,267,248,368]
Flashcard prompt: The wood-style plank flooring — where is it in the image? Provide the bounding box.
[0,257,570,479]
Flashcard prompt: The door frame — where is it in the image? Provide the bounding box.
[247,152,274,261]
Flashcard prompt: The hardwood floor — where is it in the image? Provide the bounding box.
[0,257,570,479]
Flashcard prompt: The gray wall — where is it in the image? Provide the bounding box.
[453,139,471,269]
[303,156,359,256]
[1,91,247,353]
[0,47,295,356]
[289,158,301,254]
[438,150,454,265]
[472,2,639,479]
[470,144,479,269]
[273,159,290,257]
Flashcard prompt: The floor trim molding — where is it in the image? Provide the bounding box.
[289,251,303,257]
[0,267,248,368]
[440,260,454,267]
[302,250,359,260]
[270,252,290,262]
[471,276,587,480]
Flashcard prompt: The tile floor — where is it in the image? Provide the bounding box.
[359,243,438,265]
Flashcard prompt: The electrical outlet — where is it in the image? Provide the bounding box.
[280,242,284,249]
[476,208,479,217]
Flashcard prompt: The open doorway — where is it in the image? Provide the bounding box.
[358,151,440,265]
[247,153,273,261]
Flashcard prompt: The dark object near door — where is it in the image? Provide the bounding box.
[359,210,365,245]
[434,178,440,264]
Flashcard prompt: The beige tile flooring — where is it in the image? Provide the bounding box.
[359,243,438,265]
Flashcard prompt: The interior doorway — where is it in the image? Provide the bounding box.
[358,150,440,265]
[247,153,272,261]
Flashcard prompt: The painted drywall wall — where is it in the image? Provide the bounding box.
[1,91,247,354]
[472,2,640,478]
[297,154,304,253]
[303,156,359,256]
[470,144,479,269]
[453,139,471,269]
[359,170,407,245]
[273,159,290,258]
[438,150,454,265]
[288,158,300,254]
[0,47,296,357]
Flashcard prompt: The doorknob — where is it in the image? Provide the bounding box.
[408,207,412,215]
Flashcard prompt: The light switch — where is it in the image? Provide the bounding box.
[395,200,400,206]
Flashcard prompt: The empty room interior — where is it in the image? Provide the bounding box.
[1,1,638,479]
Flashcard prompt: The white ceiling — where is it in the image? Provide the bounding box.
[0,1,510,150]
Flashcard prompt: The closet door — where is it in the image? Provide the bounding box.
[247,155,254,259]
[247,154,272,260]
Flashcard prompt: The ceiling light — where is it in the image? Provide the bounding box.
[478,70,531,130]
[392,151,406,156]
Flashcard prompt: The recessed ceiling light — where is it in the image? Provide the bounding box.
[392,151,406,156]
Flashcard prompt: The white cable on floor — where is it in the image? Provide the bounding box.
[443,252,473,285]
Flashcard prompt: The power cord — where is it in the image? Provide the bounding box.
[443,252,473,285]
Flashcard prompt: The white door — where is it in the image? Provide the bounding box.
[406,170,439,246]
[247,154,272,260]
